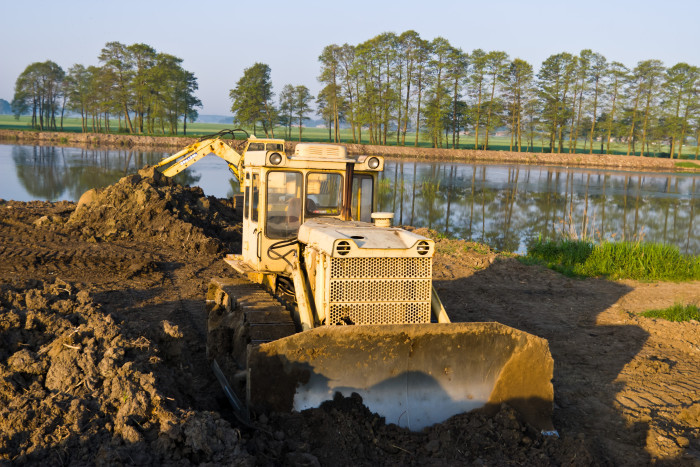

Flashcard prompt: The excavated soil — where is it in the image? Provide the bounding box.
[0,168,698,465]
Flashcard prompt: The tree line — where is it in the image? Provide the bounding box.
[313,31,698,157]
[11,42,201,135]
[10,33,699,158]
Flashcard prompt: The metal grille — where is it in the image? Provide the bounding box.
[327,257,432,325]
[331,257,432,279]
[329,302,430,325]
[330,278,431,302]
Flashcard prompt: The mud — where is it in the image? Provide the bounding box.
[0,169,698,465]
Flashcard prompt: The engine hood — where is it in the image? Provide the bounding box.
[297,218,433,258]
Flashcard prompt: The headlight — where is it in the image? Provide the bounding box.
[269,152,283,165]
[368,157,380,169]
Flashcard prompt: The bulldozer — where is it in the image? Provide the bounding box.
[157,130,554,431]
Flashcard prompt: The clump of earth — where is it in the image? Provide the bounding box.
[1,167,698,465]
[63,166,240,254]
[0,279,250,465]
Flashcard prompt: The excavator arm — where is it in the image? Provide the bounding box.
[156,132,246,183]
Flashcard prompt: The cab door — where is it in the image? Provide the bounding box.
[242,169,261,268]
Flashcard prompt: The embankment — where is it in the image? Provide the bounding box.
[0,128,691,172]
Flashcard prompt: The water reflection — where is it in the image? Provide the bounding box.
[5,144,211,201]
[1,143,698,255]
[378,161,700,255]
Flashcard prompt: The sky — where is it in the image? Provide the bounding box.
[2,0,699,117]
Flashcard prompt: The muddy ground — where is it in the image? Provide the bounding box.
[0,168,698,466]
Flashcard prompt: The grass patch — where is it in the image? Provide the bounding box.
[524,239,700,281]
[675,161,700,169]
[641,303,700,322]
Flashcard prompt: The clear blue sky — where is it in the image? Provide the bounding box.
[2,0,698,116]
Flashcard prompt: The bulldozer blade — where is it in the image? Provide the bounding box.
[247,322,553,431]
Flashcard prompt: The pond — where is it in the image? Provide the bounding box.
[1,143,698,255]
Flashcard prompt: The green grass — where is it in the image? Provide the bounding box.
[641,303,700,322]
[674,161,700,169]
[524,239,700,281]
[1,115,699,157]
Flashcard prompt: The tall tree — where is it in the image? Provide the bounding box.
[64,64,91,132]
[128,43,156,133]
[398,31,421,145]
[278,84,295,140]
[468,49,488,149]
[482,51,509,150]
[505,58,534,152]
[229,62,275,136]
[293,85,314,141]
[412,38,431,147]
[604,62,628,153]
[587,52,607,153]
[337,44,358,142]
[318,44,343,142]
[537,53,574,152]
[446,47,469,148]
[636,60,665,156]
[99,41,135,133]
[425,37,452,148]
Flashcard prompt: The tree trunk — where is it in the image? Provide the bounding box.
[123,104,134,134]
[606,83,618,154]
[474,82,483,150]
[484,74,497,150]
[589,79,600,154]
[626,86,642,156]
[414,71,423,147]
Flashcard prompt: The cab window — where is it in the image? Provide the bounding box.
[251,173,260,222]
[266,171,303,239]
[266,143,284,152]
[243,173,250,220]
[248,142,265,151]
[306,173,342,216]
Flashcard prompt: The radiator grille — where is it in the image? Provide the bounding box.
[329,302,430,325]
[327,257,432,325]
[330,257,432,279]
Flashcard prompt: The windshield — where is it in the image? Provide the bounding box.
[306,173,342,216]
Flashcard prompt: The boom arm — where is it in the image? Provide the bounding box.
[156,137,245,183]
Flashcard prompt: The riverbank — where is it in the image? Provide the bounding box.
[2,128,697,172]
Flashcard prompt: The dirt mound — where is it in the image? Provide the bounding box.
[63,166,241,254]
[247,393,592,466]
[0,279,251,465]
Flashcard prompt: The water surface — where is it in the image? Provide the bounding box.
[1,143,698,255]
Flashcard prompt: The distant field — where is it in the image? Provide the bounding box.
[1,115,697,158]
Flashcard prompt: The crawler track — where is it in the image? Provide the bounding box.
[206,276,297,396]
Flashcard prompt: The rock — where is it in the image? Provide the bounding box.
[33,215,51,226]
[76,188,99,210]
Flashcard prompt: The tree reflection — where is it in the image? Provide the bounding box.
[380,160,699,255]
[10,144,201,201]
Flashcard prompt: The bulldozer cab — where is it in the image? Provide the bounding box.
[240,142,384,274]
